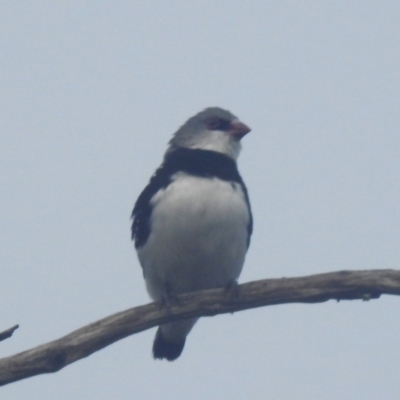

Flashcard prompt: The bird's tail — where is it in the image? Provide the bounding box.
[152,318,198,361]
[153,327,185,361]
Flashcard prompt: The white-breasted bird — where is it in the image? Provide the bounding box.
[131,107,252,361]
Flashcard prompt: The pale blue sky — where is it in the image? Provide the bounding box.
[1,2,400,398]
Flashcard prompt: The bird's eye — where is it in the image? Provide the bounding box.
[205,117,221,130]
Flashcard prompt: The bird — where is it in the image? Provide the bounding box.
[131,107,252,361]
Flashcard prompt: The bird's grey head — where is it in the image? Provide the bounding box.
[168,107,251,160]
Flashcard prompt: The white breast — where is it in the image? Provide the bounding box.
[137,173,250,300]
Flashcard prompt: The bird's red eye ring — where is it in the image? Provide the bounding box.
[205,117,221,130]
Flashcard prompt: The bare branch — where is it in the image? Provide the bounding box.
[1,269,399,386]
[0,325,19,342]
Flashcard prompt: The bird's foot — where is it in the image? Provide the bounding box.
[224,279,240,300]
[158,286,180,314]
[158,294,173,314]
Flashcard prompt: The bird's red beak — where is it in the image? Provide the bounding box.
[227,119,251,140]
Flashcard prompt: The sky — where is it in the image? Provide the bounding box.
[1,1,400,398]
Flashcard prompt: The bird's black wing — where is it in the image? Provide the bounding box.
[131,164,172,249]
[237,179,253,248]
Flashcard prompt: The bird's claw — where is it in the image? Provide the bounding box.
[158,287,181,314]
[224,279,240,300]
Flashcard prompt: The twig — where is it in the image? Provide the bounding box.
[0,325,19,342]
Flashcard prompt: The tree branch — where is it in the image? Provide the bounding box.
[1,269,399,386]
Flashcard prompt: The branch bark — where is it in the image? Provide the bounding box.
[1,269,399,386]
[0,325,19,342]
